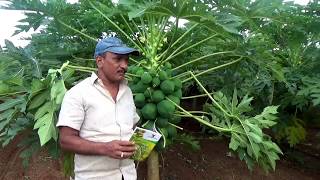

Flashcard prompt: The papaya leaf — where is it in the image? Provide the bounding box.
[297,76,320,106]
[0,96,25,111]
[3,40,42,78]
[175,133,200,151]
[32,63,68,146]
[0,117,29,147]
[19,139,41,168]
[118,0,157,20]
[34,101,52,120]
[203,91,281,172]
[33,101,57,146]
[28,89,50,110]
[231,88,238,114]
[30,79,48,95]
[229,135,241,151]
[0,109,16,132]
[274,118,306,147]
[50,79,67,105]
[286,124,306,147]
[215,13,243,34]
[252,106,279,128]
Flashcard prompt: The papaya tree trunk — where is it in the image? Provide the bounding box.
[147,150,160,180]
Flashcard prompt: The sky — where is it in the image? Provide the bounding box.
[0,0,312,48]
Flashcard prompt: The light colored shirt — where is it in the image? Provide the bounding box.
[57,72,139,180]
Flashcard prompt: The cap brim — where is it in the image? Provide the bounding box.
[107,47,140,56]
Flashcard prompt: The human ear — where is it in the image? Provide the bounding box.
[96,56,104,68]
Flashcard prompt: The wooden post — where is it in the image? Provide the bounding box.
[147,150,160,180]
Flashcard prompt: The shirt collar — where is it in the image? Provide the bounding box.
[90,72,99,85]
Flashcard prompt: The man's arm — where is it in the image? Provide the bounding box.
[59,126,136,159]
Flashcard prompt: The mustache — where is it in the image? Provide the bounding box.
[118,68,127,73]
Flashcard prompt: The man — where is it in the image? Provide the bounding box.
[57,37,140,180]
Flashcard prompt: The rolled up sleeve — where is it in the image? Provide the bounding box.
[57,89,85,131]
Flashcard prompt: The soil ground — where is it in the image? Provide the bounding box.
[0,128,319,180]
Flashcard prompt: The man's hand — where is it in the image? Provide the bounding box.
[59,127,136,159]
[102,140,136,159]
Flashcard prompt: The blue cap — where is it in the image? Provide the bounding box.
[94,37,139,58]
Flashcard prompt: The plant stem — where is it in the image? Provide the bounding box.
[187,111,211,116]
[175,114,208,119]
[165,34,218,63]
[188,71,229,115]
[120,15,145,52]
[168,122,183,130]
[168,17,180,48]
[155,18,181,65]
[57,19,97,42]
[66,68,93,73]
[132,19,144,38]
[0,91,27,97]
[147,151,160,180]
[126,73,139,77]
[188,71,254,153]
[182,57,243,83]
[181,93,215,99]
[66,65,96,71]
[129,57,139,64]
[159,41,187,61]
[89,1,144,54]
[172,23,198,47]
[159,23,198,64]
[166,97,230,132]
[125,75,132,80]
[139,17,147,41]
[171,71,190,79]
[173,51,233,71]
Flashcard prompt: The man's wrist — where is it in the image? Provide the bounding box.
[94,141,110,156]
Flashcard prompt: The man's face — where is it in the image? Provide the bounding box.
[96,52,129,83]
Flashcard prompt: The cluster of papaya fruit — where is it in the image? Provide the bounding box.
[128,62,182,150]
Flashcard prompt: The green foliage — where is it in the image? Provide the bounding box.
[0,107,29,147]
[274,118,306,147]
[32,63,68,146]
[202,90,282,171]
[0,48,72,166]
[63,152,75,178]
[297,77,320,106]
[1,0,319,175]
[18,133,41,167]
[174,133,200,151]
[0,48,32,147]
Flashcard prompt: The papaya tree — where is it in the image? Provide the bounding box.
[0,0,303,179]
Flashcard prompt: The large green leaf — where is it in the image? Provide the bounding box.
[0,109,16,132]
[33,101,57,146]
[251,106,278,128]
[118,0,157,20]
[0,54,22,81]
[4,40,42,78]
[31,64,68,146]
[1,0,319,175]
[50,78,67,105]
[28,89,50,110]
[203,90,282,172]
[297,76,320,106]
[0,97,25,111]
[34,101,52,120]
